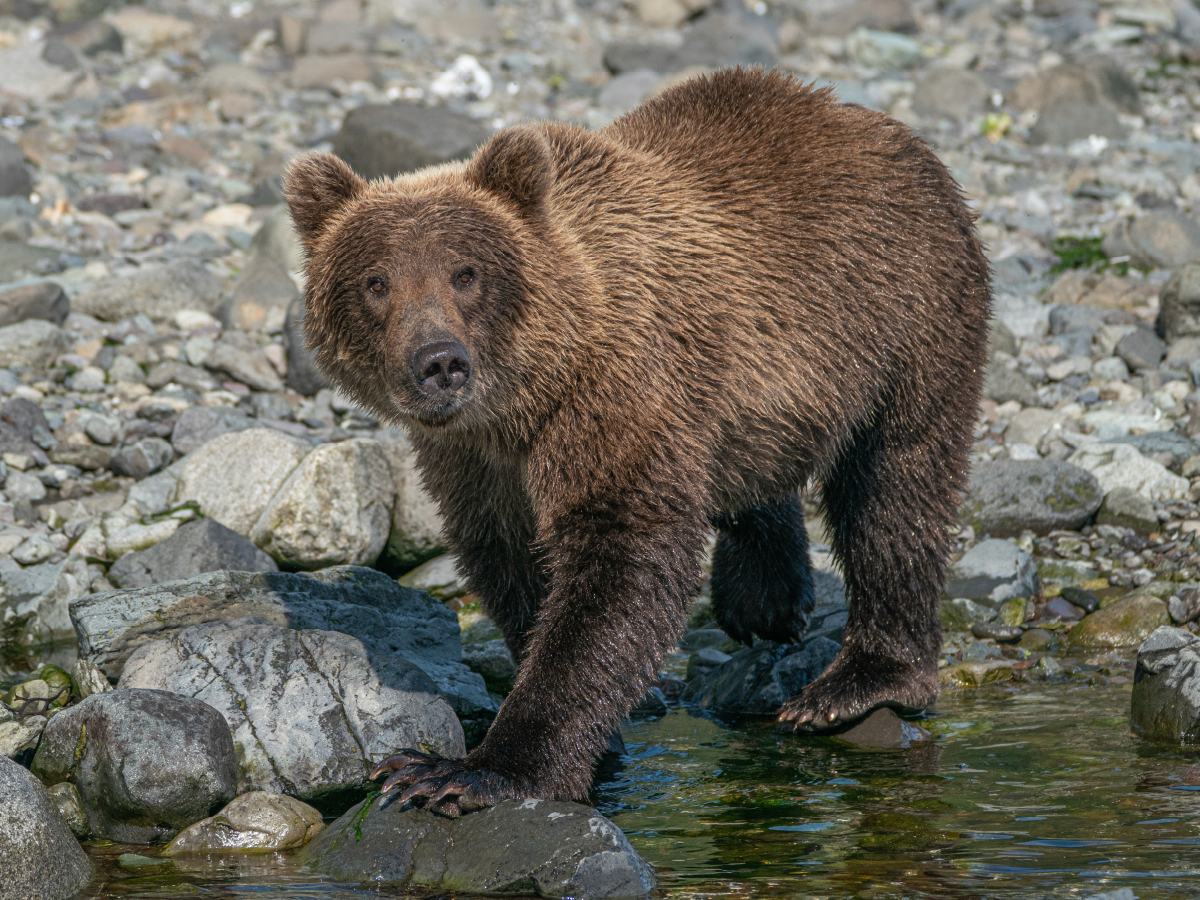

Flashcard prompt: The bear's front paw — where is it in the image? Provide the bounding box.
[371,749,521,817]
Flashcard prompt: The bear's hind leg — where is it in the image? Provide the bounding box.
[710,495,815,646]
[778,393,972,731]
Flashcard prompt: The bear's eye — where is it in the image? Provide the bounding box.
[453,268,474,287]
[368,278,386,295]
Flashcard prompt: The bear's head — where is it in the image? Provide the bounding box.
[284,127,562,434]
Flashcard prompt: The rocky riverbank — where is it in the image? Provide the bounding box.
[2,0,1200,894]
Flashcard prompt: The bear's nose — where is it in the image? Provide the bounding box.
[412,341,471,395]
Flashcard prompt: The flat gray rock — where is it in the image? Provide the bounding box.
[332,102,489,180]
[1131,626,1200,745]
[0,755,92,900]
[108,517,277,589]
[0,318,68,368]
[0,281,68,328]
[31,688,237,842]
[603,11,775,74]
[72,258,223,323]
[302,797,655,899]
[169,404,255,455]
[120,618,464,806]
[69,566,497,738]
[962,459,1102,537]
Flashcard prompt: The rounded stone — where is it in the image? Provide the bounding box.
[0,756,92,900]
[962,459,1103,537]
[30,688,238,843]
[1068,594,1170,650]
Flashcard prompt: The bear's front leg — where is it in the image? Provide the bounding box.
[376,492,707,816]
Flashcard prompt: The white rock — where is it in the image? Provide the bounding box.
[174,428,312,536]
[120,619,465,800]
[1068,442,1189,503]
[379,429,446,569]
[106,519,182,560]
[0,716,46,758]
[250,439,395,568]
[72,658,113,699]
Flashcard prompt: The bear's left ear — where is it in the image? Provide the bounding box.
[468,127,555,219]
[284,152,364,250]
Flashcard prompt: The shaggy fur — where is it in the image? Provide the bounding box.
[285,68,991,816]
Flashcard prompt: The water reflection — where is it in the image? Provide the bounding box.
[48,674,1200,899]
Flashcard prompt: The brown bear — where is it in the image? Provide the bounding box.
[285,68,991,816]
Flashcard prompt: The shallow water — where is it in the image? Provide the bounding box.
[70,673,1200,900]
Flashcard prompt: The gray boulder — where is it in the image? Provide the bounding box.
[603,11,775,74]
[283,296,328,396]
[682,638,840,715]
[1131,626,1200,745]
[944,539,1038,606]
[108,437,173,480]
[216,253,299,332]
[69,566,497,739]
[1027,99,1125,146]
[108,517,277,589]
[145,359,219,393]
[73,259,223,323]
[332,102,489,180]
[203,330,284,392]
[0,319,69,369]
[302,796,655,898]
[983,356,1038,405]
[169,405,254,455]
[0,135,32,198]
[0,755,92,900]
[0,242,57,284]
[0,396,52,462]
[31,688,237,842]
[379,427,447,571]
[1158,261,1200,341]
[172,427,312,535]
[961,459,1102,537]
[120,618,464,806]
[1096,486,1159,534]
[1105,210,1200,271]
[0,281,68,328]
[249,438,394,569]
[1115,327,1166,371]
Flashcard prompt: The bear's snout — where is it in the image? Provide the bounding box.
[412,340,471,397]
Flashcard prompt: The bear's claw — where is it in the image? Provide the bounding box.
[372,749,515,817]
[774,649,939,734]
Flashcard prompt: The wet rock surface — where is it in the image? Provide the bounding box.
[301,796,656,898]
[163,791,324,855]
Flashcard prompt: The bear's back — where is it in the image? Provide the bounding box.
[601,68,975,247]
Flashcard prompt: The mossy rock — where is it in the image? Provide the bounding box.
[1067,594,1169,649]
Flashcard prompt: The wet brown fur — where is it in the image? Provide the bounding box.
[285,68,991,811]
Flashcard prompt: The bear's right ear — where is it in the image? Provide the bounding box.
[468,127,555,219]
[283,152,363,249]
